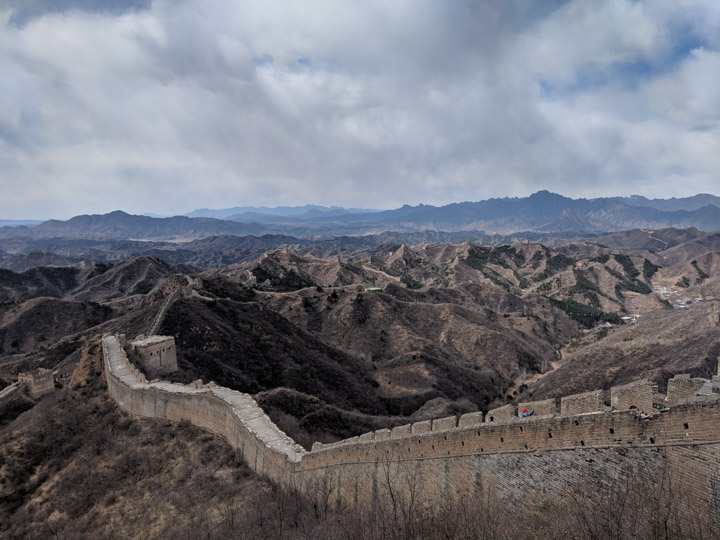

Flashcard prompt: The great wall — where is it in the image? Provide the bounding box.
[101,322,720,522]
[83,275,720,521]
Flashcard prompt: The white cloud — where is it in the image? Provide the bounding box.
[0,0,718,219]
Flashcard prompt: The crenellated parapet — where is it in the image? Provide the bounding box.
[101,333,720,520]
[102,334,305,485]
[310,374,717,451]
[17,368,55,398]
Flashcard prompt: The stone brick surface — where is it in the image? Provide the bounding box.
[130,335,178,378]
[391,424,412,439]
[611,378,656,414]
[666,375,707,405]
[518,398,556,416]
[432,416,457,431]
[487,404,515,422]
[411,420,432,434]
[103,334,720,522]
[17,368,54,398]
[458,411,484,428]
[561,389,604,416]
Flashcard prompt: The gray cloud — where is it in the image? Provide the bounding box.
[0,0,718,219]
[2,0,151,26]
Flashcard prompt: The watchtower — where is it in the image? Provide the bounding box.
[129,335,178,379]
[18,368,55,398]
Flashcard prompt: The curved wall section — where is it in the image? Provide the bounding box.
[102,334,720,521]
[102,335,305,485]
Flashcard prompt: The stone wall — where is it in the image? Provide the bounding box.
[560,389,604,416]
[130,336,178,379]
[295,399,720,520]
[103,335,305,486]
[518,397,556,416]
[17,368,54,398]
[0,382,23,406]
[666,374,708,406]
[102,334,720,521]
[486,404,515,422]
[610,378,656,414]
[147,291,181,336]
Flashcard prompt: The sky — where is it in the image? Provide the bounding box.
[1,0,719,219]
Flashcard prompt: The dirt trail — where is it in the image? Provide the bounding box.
[506,360,560,397]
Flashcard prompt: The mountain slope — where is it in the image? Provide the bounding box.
[4,193,720,241]
[0,211,267,241]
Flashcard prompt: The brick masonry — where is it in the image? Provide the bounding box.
[17,368,54,398]
[666,375,707,406]
[560,389,604,416]
[518,397,556,416]
[487,404,515,422]
[102,335,720,521]
[130,336,178,379]
[610,378,656,414]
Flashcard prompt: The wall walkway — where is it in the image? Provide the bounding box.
[102,334,720,521]
[0,382,23,407]
[147,292,180,337]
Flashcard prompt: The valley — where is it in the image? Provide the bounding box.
[2,223,720,537]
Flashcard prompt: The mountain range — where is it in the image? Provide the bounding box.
[184,204,379,220]
[1,191,720,242]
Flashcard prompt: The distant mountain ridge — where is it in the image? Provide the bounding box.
[1,192,719,242]
[185,205,379,220]
[0,211,267,241]
[217,191,720,235]
[616,193,720,212]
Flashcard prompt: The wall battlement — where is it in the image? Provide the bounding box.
[102,334,720,519]
[129,335,178,378]
[17,368,54,398]
[102,335,305,486]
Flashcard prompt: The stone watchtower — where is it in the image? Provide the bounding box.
[129,336,178,379]
[18,368,55,398]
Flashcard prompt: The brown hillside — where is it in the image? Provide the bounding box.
[522,300,720,401]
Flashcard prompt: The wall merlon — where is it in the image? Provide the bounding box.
[487,404,515,422]
[611,378,656,415]
[390,424,412,439]
[411,420,432,434]
[518,398,556,416]
[102,334,720,521]
[560,389,603,416]
[458,411,484,428]
[666,375,708,405]
[432,415,457,431]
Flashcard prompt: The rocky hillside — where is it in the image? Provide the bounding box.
[1,232,719,537]
[1,234,719,447]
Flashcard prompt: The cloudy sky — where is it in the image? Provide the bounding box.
[1,0,719,219]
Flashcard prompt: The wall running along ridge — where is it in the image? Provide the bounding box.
[147,292,180,337]
[102,335,720,520]
[102,335,305,486]
[0,382,23,407]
